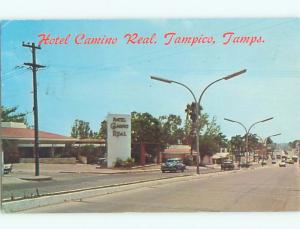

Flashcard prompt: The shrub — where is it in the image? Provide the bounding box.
[114,157,135,168]
[114,158,124,168]
[124,157,135,168]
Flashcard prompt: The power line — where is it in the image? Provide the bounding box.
[2,68,30,81]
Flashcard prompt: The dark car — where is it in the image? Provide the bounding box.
[161,158,186,173]
[221,160,235,170]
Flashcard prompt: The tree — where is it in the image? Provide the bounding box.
[71,119,92,139]
[288,140,300,149]
[247,133,259,151]
[229,135,244,161]
[229,135,244,151]
[215,132,228,148]
[201,116,220,136]
[184,103,209,154]
[131,112,162,163]
[184,103,226,162]
[131,112,162,144]
[159,114,184,145]
[266,137,273,145]
[199,134,219,161]
[1,106,28,125]
[99,120,107,139]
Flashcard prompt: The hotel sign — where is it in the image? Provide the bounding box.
[110,117,129,137]
[107,114,131,168]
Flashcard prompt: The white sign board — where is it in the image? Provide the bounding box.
[107,114,131,168]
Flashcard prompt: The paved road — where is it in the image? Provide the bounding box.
[22,164,300,212]
[2,166,220,200]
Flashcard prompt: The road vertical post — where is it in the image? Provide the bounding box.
[22,42,45,176]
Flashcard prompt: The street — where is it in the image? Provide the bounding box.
[21,164,300,212]
[2,165,219,200]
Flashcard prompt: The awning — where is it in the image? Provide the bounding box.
[212,152,229,159]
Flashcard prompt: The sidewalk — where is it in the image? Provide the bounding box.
[10,163,162,175]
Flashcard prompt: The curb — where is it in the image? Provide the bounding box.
[2,165,267,213]
[59,169,161,175]
[2,174,194,213]
[19,176,52,181]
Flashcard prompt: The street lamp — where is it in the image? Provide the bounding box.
[258,133,281,161]
[224,117,274,164]
[151,69,247,174]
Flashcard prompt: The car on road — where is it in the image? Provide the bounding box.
[279,161,286,167]
[161,158,186,173]
[240,161,252,168]
[292,156,298,163]
[261,160,267,166]
[221,160,235,170]
[3,164,13,174]
[286,159,294,164]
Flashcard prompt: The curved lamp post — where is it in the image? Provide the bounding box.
[224,117,274,163]
[150,69,246,174]
[258,133,281,160]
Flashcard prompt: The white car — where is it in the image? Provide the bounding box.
[3,164,13,174]
[279,161,286,167]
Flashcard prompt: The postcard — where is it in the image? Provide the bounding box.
[0,18,300,214]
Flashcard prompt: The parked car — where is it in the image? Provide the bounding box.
[240,161,251,168]
[286,159,294,164]
[3,164,13,174]
[221,160,235,170]
[261,160,267,166]
[292,156,298,163]
[279,161,286,167]
[161,158,186,173]
[272,160,276,164]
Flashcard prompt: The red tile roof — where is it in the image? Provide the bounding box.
[0,127,74,140]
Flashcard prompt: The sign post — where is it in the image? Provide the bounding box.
[107,114,131,168]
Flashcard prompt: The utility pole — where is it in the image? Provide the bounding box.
[22,42,45,176]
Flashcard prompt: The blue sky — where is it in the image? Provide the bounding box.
[1,19,300,143]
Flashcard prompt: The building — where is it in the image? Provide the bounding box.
[162,145,213,165]
[212,148,230,164]
[1,122,105,163]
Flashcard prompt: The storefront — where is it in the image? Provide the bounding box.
[212,152,229,164]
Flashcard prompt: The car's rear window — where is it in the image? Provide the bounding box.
[166,159,181,163]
